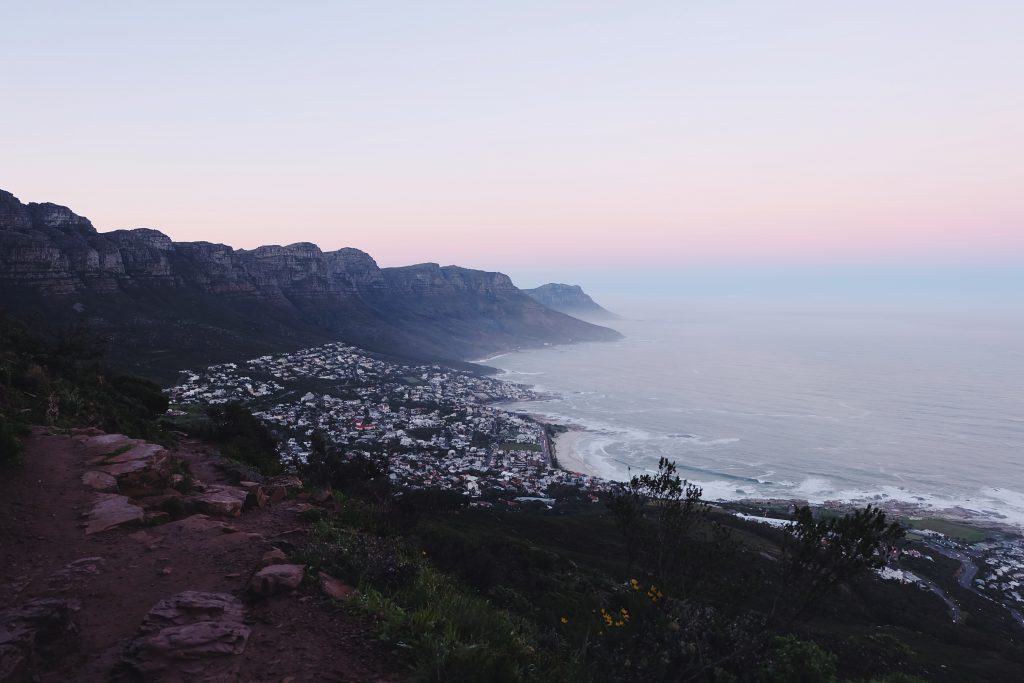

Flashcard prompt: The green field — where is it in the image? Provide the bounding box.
[905,517,994,543]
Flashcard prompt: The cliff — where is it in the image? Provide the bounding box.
[0,190,620,379]
[523,283,617,320]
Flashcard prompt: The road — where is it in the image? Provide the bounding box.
[930,544,1024,628]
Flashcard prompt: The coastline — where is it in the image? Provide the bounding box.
[545,418,1022,538]
[494,368,1024,539]
[551,428,598,477]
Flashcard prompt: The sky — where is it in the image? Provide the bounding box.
[2,1,1023,298]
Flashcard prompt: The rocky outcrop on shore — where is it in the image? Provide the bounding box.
[0,189,621,378]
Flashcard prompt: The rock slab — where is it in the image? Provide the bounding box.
[85,494,144,535]
[191,487,248,518]
[119,591,250,682]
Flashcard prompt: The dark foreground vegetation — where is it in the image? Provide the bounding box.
[0,311,168,466]
[4,312,1023,681]
[297,446,1024,682]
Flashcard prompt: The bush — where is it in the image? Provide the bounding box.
[109,375,169,416]
[0,417,29,467]
[756,635,838,683]
[174,402,282,475]
[300,518,418,592]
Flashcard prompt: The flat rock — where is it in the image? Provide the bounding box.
[104,442,168,464]
[81,470,118,492]
[85,494,144,535]
[247,564,305,597]
[191,487,248,517]
[76,433,141,458]
[120,591,250,682]
[96,458,153,478]
[155,514,233,536]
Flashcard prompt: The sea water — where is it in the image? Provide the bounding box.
[488,298,1024,528]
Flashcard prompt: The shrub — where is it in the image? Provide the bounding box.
[176,402,283,475]
[0,417,29,467]
[756,635,838,683]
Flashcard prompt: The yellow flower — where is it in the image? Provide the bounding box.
[560,616,568,624]
[630,578,640,590]
[620,608,629,616]
[615,620,625,627]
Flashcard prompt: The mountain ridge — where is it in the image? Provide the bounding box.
[0,190,621,381]
[524,282,617,319]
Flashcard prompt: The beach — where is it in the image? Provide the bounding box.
[552,429,600,477]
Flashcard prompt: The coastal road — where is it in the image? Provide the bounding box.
[931,545,979,590]
[930,545,1024,629]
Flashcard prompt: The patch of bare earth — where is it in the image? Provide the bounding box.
[0,428,403,682]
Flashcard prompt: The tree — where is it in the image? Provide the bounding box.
[607,457,708,581]
[779,505,905,623]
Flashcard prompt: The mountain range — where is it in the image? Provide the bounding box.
[0,190,620,381]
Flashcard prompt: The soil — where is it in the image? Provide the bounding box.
[0,428,405,682]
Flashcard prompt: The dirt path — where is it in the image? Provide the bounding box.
[0,428,403,682]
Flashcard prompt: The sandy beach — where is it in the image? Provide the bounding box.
[553,429,600,477]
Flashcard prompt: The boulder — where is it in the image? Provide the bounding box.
[120,592,250,682]
[85,494,144,535]
[247,564,305,597]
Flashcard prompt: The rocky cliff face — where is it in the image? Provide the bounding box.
[0,190,620,379]
[523,283,617,319]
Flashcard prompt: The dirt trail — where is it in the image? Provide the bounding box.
[0,428,402,682]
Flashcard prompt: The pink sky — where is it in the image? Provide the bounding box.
[3,2,1022,276]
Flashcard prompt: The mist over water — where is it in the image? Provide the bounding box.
[489,298,1024,527]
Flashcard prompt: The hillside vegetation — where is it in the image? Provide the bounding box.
[3,313,1023,681]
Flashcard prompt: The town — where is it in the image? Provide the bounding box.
[166,342,615,505]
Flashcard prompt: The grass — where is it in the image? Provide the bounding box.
[297,514,577,682]
[905,517,993,543]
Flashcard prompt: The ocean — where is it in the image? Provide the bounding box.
[486,298,1024,528]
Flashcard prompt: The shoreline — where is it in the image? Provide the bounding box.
[544,420,1022,538]
[496,382,1024,540]
[551,428,597,477]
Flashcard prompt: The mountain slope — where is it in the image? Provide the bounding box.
[523,283,617,319]
[0,190,620,380]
